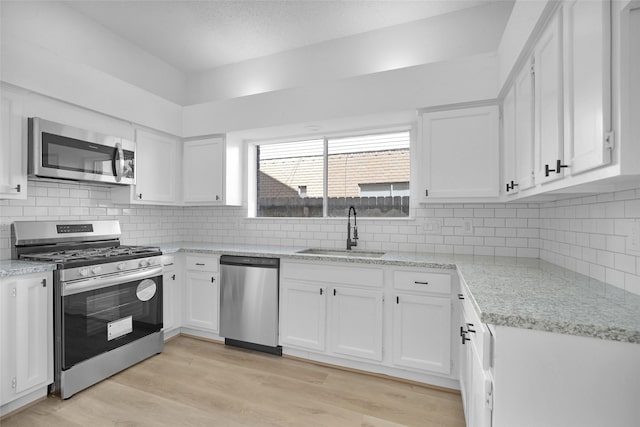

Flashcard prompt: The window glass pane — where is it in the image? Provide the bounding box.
[257,139,324,217]
[327,131,410,217]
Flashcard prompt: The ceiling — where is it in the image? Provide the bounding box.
[65,0,503,73]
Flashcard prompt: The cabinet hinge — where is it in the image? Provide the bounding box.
[11,377,16,389]
[485,380,494,411]
[604,131,615,152]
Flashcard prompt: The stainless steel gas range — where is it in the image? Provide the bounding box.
[12,220,164,399]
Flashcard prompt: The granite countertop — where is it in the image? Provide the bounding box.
[3,242,639,344]
[0,259,57,278]
[162,242,640,344]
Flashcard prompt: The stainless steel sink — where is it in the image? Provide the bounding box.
[296,248,385,258]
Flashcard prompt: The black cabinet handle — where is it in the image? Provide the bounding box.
[466,323,476,333]
[333,289,336,296]
[41,279,46,287]
[457,293,464,300]
[462,334,470,344]
[138,193,143,199]
[171,274,176,280]
[414,281,429,285]
[506,180,519,192]
[546,160,569,176]
[320,288,323,295]
[211,277,215,283]
[396,296,399,304]
[460,326,466,337]
[195,263,205,266]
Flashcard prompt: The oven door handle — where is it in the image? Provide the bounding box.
[62,266,163,296]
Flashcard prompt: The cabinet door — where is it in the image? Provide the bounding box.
[183,271,219,332]
[183,138,224,203]
[329,287,383,361]
[0,273,52,405]
[133,129,180,203]
[392,294,451,374]
[162,268,180,333]
[421,105,499,199]
[0,90,27,200]
[563,0,612,174]
[279,282,327,351]
[502,86,517,196]
[514,60,536,191]
[534,9,565,184]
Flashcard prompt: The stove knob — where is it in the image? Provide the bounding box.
[79,268,90,277]
[92,266,102,275]
[139,259,149,267]
[117,262,126,271]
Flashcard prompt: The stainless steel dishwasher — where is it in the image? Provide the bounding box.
[219,255,281,355]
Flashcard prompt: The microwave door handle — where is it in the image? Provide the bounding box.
[113,141,124,182]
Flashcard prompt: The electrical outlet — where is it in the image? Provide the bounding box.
[627,220,640,254]
[461,219,474,235]
[423,218,443,234]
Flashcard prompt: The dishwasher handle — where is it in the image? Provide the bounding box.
[220,255,279,268]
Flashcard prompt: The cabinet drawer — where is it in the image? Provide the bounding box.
[393,270,451,295]
[185,255,219,272]
[282,261,383,288]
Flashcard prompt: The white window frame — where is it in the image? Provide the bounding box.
[247,124,415,218]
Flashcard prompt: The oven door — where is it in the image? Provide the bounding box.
[29,117,135,184]
[60,267,162,370]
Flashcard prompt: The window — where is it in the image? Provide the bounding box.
[256,131,410,217]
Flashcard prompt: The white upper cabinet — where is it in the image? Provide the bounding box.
[183,137,224,204]
[0,88,27,200]
[534,8,565,185]
[112,129,181,205]
[563,0,612,175]
[419,105,499,201]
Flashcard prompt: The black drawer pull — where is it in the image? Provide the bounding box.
[414,281,429,285]
[195,263,205,266]
[457,293,465,300]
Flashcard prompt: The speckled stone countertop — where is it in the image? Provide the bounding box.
[0,260,57,278]
[161,242,640,344]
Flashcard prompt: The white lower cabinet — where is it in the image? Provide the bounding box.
[392,294,451,374]
[279,282,327,351]
[330,286,383,362]
[279,260,457,386]
[0,272,53,413]
[182,255,219,333]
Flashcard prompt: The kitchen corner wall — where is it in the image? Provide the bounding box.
[2,180,640,296]
[539,187,640,296]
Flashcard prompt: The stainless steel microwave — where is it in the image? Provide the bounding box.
[28,117,136,185]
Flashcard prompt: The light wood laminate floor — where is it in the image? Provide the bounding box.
[2,336,465,427]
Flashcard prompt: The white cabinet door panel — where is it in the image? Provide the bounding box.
[534,9,565,184]
[134,129,180,203]
[0,90,27,200]
[183,271,219,332]
[421,105,499,199]
[564,0,612,174]
[392,294,451,374]
[279,282,326,351]
[183,138,224,203]
[330,287,383,361]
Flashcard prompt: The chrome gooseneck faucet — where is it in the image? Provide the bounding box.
[347,206,358,250]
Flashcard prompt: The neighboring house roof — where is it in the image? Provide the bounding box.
[259,149,409,198]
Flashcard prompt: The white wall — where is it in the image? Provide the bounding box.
[183,54,498,136]
[0,1,186,105]
[0,1,183,136]
[187,2,512,104]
